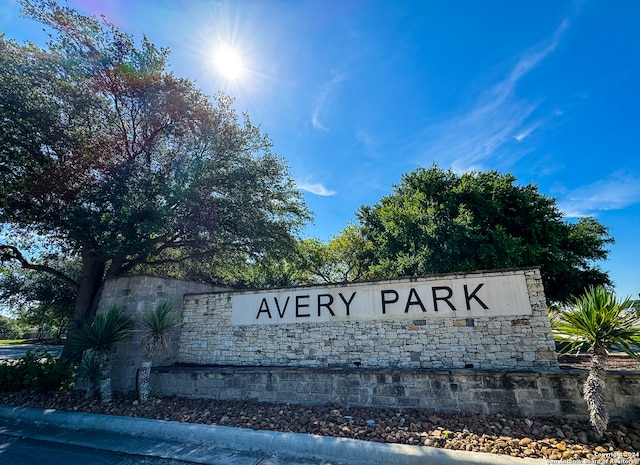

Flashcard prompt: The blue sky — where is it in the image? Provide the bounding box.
[2,0,639,298]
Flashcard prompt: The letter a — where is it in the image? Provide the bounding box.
[256,298,273,319]
[404,288,427,313]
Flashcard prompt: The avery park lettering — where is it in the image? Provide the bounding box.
[255,284,486,320]
[231,274,533,326]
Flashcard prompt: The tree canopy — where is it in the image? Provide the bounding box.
[0,0,310,354]
[0,258,78,339]
[295,225,370,284]
[355,166,612,303]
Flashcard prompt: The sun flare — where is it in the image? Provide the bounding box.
[214,44,245,81]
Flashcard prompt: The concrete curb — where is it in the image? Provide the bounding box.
[0,404,546,465]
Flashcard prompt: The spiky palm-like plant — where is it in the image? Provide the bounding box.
[137,301,181,403]
[553,286,640,436]
[77,349,100,398]
[69,306,134,403]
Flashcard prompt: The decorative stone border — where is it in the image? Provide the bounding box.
[151,365,640,420]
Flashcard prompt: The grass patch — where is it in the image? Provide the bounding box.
[0,339,27,345]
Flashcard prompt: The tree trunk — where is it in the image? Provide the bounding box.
[61,250,106,360]
[138,339,156,403]
[138,354,153,403]
[584,346,609,437]
[99,351,113,404]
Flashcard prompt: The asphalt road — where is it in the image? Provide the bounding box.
[0,416,350,465]
[0,343,62,361]
[0,434,194,465]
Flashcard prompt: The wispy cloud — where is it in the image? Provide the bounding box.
[416,20,568,172]
[311,71,346,131]
[557,172,640,217]
[513,122,541,142]
[296,180,336,196]
[356,129,384,159]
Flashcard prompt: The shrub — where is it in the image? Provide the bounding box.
[0,316,21,339]
[0,350,76,392]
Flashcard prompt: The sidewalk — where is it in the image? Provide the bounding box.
[0,404,546,465]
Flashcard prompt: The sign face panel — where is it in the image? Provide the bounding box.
[231,273,532,326]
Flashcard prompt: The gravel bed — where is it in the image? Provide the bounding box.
[1,389,639,462]
[1,354,639,461]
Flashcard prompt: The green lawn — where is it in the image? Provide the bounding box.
[0,339,27,345]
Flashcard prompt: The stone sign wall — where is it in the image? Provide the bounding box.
[179,268,559,370]
[97,275,226,392]
[98,270,640,421]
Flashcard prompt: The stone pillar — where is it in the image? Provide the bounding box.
[95,276,225,393]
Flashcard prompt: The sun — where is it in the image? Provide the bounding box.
[213,44,245,81]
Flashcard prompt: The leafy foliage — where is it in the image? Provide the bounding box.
[0,259,78,339]
[0,350,75,392]
[68,305,133,402]
[0,316,24,339]
[296,225,370,284]
[0,0,309,349]
[226,256,304,289]
[137,301,181,403]
[77,350,100,382]
[76,349,100,397]
[356,166,612,303]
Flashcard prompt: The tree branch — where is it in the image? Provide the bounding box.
[0,245,79,290]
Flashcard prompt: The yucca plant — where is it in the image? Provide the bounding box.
[553,286,640,436]
[137,301,181,403]
[76,349,100,398]
[69,306,134,403]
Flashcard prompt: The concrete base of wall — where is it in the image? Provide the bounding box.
[151,365,640,421]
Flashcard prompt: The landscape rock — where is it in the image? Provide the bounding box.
[0,389,638,461]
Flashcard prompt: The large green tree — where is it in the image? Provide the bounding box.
[356,166,612,303]
[295,225,370,284]
[215,227,370,288]
[0,0,309,356]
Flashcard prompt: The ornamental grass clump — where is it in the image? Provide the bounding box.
[552,285,640,437]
